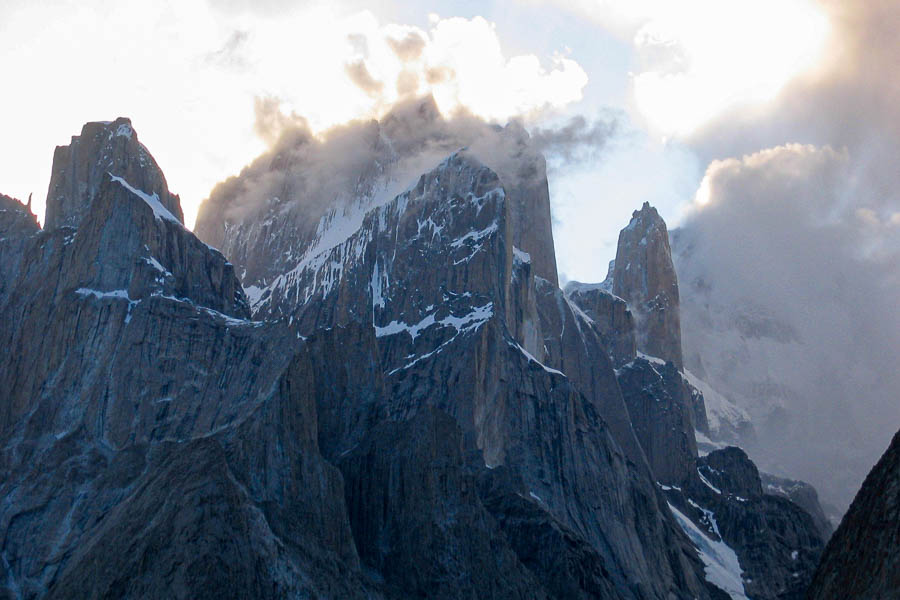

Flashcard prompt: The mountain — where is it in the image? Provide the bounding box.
[806,428,900,599]
[568,201,831,599]
[44,117,184,230]
[197,126,716,598]
[612,202,683,368]
[0,109,855,599]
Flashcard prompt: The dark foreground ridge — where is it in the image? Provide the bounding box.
[807,429,900,599]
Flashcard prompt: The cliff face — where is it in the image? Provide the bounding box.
[0,132,372,597]
[0,116,848,600]
[230,149,711,598]
[807,429,900,599]
[571,202,832,600]
[612,201,683,368]
[44,117,183,230]
[564,281,637,367]
[0,194,39,310]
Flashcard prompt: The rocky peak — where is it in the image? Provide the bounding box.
[195,97,559,293]
[612,201,683,368]
[44,117,183,230]
[563,281,636,367]
[490,121,559,287]
[699,446,764,498]
[0,194,41,310]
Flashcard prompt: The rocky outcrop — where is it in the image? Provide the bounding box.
[807,429,900,599]
[564,281,637,366]
[200,144,718,597]
[2,115,843,600]
[612,201,683,368]
[762,473,834,540]
[44,117,183,230]
[0,193,39,310]
[194,96,558,301]
[0,123,369,598]
[337,408,545,599]
[616,357,699,486]
[663,447,826,600]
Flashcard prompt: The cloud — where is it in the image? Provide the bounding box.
[0,2,588,229]
[344,60,385,97]
[687,0,900,213]
[386,29,426,62]
[199,95,619,247]
[673,143,900,510]
[523,0,830,136]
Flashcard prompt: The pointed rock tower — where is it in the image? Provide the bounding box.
[612,201,683,368]
[44,117,183,230]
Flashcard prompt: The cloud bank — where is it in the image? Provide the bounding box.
[674,143,900,511]
[0,1,588,228]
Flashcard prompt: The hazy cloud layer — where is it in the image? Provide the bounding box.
[689,0,900,211]
[674,143,900,511]
[0,2,588,228]
[201,95,618,234]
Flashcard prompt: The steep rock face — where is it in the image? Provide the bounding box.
[0,194,40,310]
[216,150,714,598]
[664,447,826,600]
[0,124,370,598]
[612,202,683,368]
[338,408,545,599]
[762,473,834,540]
[616,357,699,486]
[498,121,559,287]
[44,117,183,230]
[533,276,646,466]
[563,281,637,367]
[0,170,248,437]
[194,97,558,301]
[807,429,900,599]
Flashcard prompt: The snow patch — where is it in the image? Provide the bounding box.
[698,468,723,495]
[682,368,752,438]
[108,174,181,225]
[510,341,565,376]
[375,303,493,341]
[668,502,748,600]
[115,123,133,138]
[513,246,531,264]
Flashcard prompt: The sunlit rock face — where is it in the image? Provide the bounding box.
[807,429,900,600]
[195,131,722,597]
[44,117,183,230]
[612,201,683,369]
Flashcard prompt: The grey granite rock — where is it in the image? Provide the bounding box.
[612,202,683,368]
[0,193,39,311]
[807,429,900,599]
[761,473,834,540]
[208,148,715,598]
[0,122,371,598]
[44,117,183,230]
[564,281,637,367]
[338,407,546,599]
[615,357,699,486]
[664,447,826,600]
